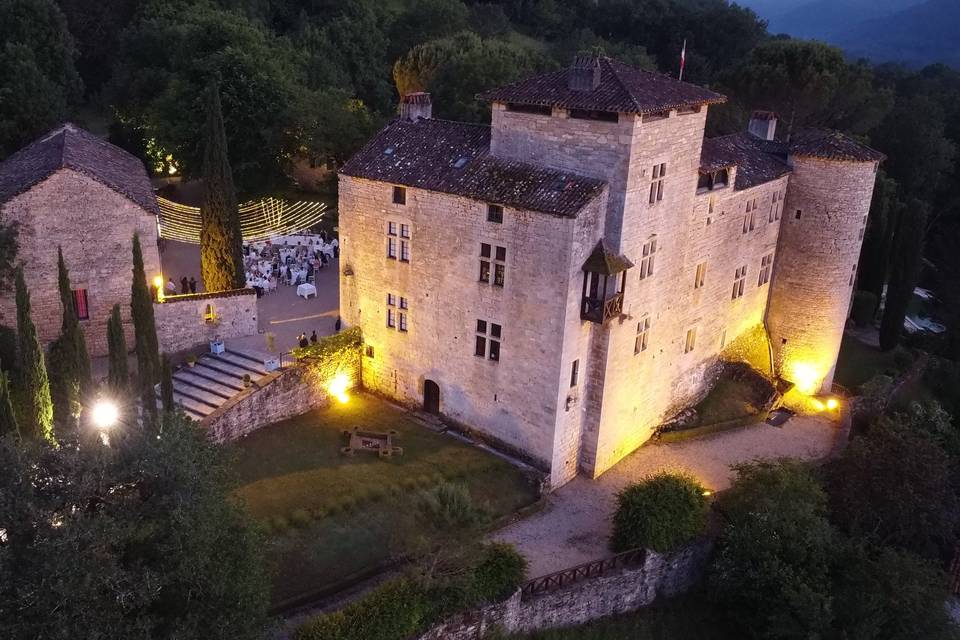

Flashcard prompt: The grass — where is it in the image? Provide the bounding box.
[510,593,732,640]
[694,378,761,426]
[833,333,900,393]
[228,394,540,603]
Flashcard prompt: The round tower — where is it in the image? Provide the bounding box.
[767,131,884,394]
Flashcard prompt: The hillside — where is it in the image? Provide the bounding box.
[836,0,960,67]
[754,0,924,39]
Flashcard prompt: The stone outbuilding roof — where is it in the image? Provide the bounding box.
[478,57,726,115]
[339,118,606,217]
[0,123,158,214]
[788,129,886,163]
[700,133,791,190]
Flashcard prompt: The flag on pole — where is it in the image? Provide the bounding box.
[679,39,687,81]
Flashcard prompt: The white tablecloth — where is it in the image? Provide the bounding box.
[297,283,317,299]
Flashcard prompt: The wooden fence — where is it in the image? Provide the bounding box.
[521,548,647,597]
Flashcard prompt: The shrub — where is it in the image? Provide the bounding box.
[610,472,708,553]
[892,346,914,372]
[291,509,312,528]
[850,290,878,327]
[416,482,487,533]
[294,578,430,640]
[469,543,527,603]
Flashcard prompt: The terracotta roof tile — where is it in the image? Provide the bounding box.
[478,57,726,115]
[339,118,606,217]
[0,123,158,214]
[700,133,791,190]
[788,129,886,162]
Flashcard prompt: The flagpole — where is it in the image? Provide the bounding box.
[679,39,687,82]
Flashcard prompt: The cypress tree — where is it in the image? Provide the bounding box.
[880,199,927,351]
[858,172,900,306]
[160,353,175,413]
[107,303,129,390]
[200,82,245,292]
[14,267,54,442]
[50,247,91,428]
[0,361,18,438]
[131,233,160,426]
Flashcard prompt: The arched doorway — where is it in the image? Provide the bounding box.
[423,379,440,414]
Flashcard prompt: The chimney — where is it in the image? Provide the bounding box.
[748,110,778,141]
[568,55,601,92]
[400,92,432,121]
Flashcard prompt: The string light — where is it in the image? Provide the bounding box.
[156,197,329,244]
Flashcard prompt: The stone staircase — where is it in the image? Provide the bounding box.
[159,347,275,421]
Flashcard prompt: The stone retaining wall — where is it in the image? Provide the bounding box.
[418,538,713,639]
[154,288,257,354]
[203,365,328,442]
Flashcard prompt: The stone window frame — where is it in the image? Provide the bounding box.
[386,293,409,331]
[769,190,784,222]
[386,293,396,328]
[487,204,504,224]
[758,253,773,286]
[570,359,579,388]
[634,316,651,355]
[479,242,507,288]
[639,236,657,280]
[694,262,706,289]
[386,221,398,259]
[474,320,502,361]
[392,186,406,205]
[649,163,667,205]
[683,327,697,354]
[732,265,747,300]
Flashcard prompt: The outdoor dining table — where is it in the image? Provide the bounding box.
[296,283,317,299]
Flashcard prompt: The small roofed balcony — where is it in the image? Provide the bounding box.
[581,240,633,324]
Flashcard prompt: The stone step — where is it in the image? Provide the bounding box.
[171,392,216,417]
[173,371,236,399]
[171,383,223,409]
[226,347,274,366]
[155,394,208,421]
[179,366,244,392]
[212,352,267,376]
[195,357,250,381]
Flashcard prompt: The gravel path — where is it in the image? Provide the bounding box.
[492,415,838,578]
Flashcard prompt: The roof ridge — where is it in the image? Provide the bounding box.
[600,57,644,113]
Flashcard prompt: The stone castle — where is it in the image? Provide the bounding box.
[337,56,883,487]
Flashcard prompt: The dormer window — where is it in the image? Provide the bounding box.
[581,240,633,324]
[697,169,729,193]
[392,186,406,205]
[506,103,552,116]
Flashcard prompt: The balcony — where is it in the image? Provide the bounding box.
[581,240,632,325]
[581,291,624,323]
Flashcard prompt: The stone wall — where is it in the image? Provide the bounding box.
[0,169,161,356]
[417,538,714,639]
[153,289,258,354]
[203,364,329,442]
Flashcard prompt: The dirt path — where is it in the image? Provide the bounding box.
[492,415,838,578]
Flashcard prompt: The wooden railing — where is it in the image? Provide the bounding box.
[521,548,647,597]
[581,292,624,324]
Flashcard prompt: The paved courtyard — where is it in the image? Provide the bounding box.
[493,415,839,578]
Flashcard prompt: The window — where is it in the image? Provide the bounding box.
[795,209,802,220]
[365,345,375,358]
[479,243,506,287]
[387,293,396,306]
[475,319,501,361]
[570,359,579,388]
[649,163,667,204]
[697,169,728,193]
[849,263,857,287]
[387,221,397,235]
[400,240,410,262]
[732,265,747,299]
[387,308,396,328]
[399,310,408,332]
[684,328,697,354]
[639,237,657,279]
[749,210,756,231]
[386,294,408,331]
[506,103,551,116]
[758,253,773,286]
[634,317,650,354]
[694,262,706,289]
[569,109,618,122]
[487,204,503,224]
[72,289,89,320]
[400,224,410,239]
[386,222,398,259]
[392,186,406,205]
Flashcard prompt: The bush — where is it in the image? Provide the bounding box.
[271,515,290,533]
[850,290,878,327]
[610,472,708,553]
[469,543,527,603]
[291,509,312,528]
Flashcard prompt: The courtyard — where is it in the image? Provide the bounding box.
[227,394,541,605]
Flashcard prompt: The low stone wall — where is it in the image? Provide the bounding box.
[203,365,328,442]
[418,538,714,639]
[154,288,257,354]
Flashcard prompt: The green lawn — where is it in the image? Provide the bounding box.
[512,593,731,640]
[694,377,761,426]
[833,333,900,393]
[227,394,540,604]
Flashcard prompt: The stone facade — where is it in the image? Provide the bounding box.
[203,364,331,442]
[153,289,258,354]
[0,169,161,356]
[341,72,879,486]
[417,538,713,639]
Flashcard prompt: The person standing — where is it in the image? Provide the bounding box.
[189,277,197,293]
[180,276,189,294]
[310,330,318,344]
[166,278,177,294]
[298,333,309,348]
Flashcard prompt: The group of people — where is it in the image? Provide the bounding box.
[243,232,339,297]
[166,276,197,295]
[297,317,341,348]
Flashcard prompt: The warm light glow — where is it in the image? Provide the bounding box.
[156,196,328,244]
[152,276,164,289]
[826,397,839,411]
[790,362,821,395]
[811,398,826,412]
[328,373,351,404]
[702,490,712,497]
[91,400,119,429]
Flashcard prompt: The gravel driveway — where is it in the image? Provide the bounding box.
[492,415,838,578]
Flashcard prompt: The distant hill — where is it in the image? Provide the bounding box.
[835,0,960,67]
[764,0,925,40]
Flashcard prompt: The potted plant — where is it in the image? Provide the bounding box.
[209,336,225,355]
[186,354,197,368]
[243,373,251,388]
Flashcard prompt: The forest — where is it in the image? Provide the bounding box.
[1,0,959,354]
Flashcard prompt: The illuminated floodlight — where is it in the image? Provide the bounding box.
[790,362,820,396]
[91,400,119,429]
[826,397,839,411]
[328,373,351,404]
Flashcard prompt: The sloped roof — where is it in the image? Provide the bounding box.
[339,118,606,217]
[582,240,633,274]
[0,123,158,214]
[788,129,886,162]
[478,57,726,115]
[700,133,791,190]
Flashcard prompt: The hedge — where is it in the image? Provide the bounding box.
[610,472,709,553]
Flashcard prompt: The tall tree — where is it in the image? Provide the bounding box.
[199,83,245,293]
[49,247,91,428]
[880,199,927,351]
[0,362,18,438]
[14,268,53,442]
[857,171,901,304]
[159,353,175,414]
[130,234,159,426]
[106,303,129,391]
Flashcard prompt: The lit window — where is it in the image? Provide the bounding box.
[649,163,667,204]
[487,204,503,223]
[694,262,706,289]
[392,186,406,205]
[639,237,657,280]
[72,289,89,320]
[758,253,773,286]
[732,265,747,299]
[635,317,650,354]
[684,328,697,354]
[475,320,501,361]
